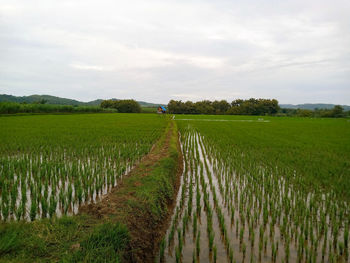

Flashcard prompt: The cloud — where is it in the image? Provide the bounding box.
[0,0,349,104]
[70,63,114,72]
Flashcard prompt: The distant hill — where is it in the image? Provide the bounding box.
[0,94,165,108]
[280,103,350,111]
[0,94,88,106]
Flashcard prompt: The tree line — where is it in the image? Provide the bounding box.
[167,98,280,115]
[0,102,115,114]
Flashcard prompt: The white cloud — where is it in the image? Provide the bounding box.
[70,63,114,71]
[0,0,349,104]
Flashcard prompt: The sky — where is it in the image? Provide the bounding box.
[0,0,349,104]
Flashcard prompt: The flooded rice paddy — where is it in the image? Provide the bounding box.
[0,113,166,222]
[160,127,349,263]
[0,147,138,221]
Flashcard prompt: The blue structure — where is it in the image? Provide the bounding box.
[157,106,166,114]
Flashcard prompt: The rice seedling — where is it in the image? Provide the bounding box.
[162,116,350,262]
[159,238,166,262]
[192,251,196,263]
[177,228,183,253]
[193,212,197,237]
[209,231,214,251]
[229,247,234,263]
[196,231,200,257]
[242,242,246,261]
[175,246,181,263]
[0,114,166,221]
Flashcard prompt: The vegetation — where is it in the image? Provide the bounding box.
[0,114,166,221]
[101,99,141,113]
[1,107,349,262]
[280,105,349,118]
[0,114,181,262]
[280,103,350,111]
[168,98,280,115]
[0,215,130,262]
[168,99,350,117]
[0,94,167,108]
[175,115,350,198]
[0,94,94,106]
[71,222,129,262]
[162,115,350,262]
[141,107,157,113]
[0,102,115,114]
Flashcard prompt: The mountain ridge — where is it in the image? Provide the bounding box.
[280,103,350,111]
[1,94,348,110]
[0,94,165,108]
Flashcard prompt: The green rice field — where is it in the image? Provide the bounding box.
[0,113,349,262]
[161,115,350,262]
[0,113,167,221]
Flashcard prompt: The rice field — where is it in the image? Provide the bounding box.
[1,113,349,262]
[0,113,166,221]
[161,116,350,263]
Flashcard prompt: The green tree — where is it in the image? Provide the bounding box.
[296,109,313,117]
[101,99,141,113]
[168,100,184,114]
[114,100,141,113]
[100,100,116,109]
[212,100,230,114]
[194,100,214,114]
[332,105,344,118]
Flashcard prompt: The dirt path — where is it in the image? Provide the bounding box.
[79,121,183,262]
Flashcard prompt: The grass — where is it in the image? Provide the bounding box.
[0,211,127,262]
[0,216,129,262]
[68,222,129,263]
[0,224,21,256]
[0,216,83,262]
[116,121,179,217]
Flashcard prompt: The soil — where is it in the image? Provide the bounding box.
[79,122,183,263]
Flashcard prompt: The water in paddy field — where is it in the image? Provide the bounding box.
[158,128,350,263]
[0,151,135,221]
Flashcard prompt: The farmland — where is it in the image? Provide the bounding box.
[0,113,349,262]
[161,115,350,262]
[0,113,166,221]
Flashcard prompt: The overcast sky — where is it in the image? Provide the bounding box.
[0,0,349,104]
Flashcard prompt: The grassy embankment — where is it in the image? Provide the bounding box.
[0,119,181,262]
